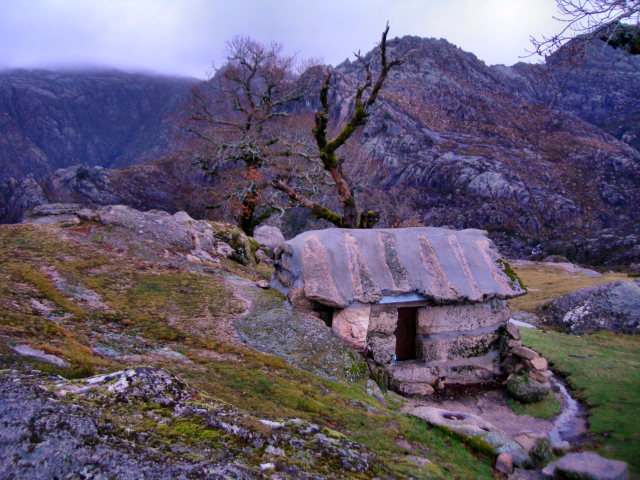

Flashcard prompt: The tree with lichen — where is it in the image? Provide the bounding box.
[181,35,317,236]
[272,24,415,229]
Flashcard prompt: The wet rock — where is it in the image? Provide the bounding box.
[529,437,551,467]
[539,281,640,335]
[496,453,514,475]
[551,440,570,454]
[555,452,629,480]
[507,372,550,403]
[409,406,529,466]
[253,225,285,251]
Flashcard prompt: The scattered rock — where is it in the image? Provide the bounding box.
[400,383,434,397]
[555,452,629,480]
[507,372,550,404]
[365,379,388,408]
[528,369,553,383]
[173,211,195,223]
[255,279,270,289]
[253,225,285,251]
[531,357,549,371]
[506,322,522,340]
[511,346,540,360]
[551,440,570,454]
[186,254,202,264]
[496,453,514,475]
[404,455,432,467]
[409,406,529,466]
[542,461,557,479]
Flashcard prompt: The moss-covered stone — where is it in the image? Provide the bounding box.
[506,372,550,404]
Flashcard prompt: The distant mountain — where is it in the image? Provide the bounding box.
[0,39,638,266]
[0,69,196,181]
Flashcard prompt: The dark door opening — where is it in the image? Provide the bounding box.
[395,307,417,361]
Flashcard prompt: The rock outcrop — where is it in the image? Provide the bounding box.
[0,367,378,479]
[539,279,640,335]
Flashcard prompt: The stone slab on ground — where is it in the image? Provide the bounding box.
[409,406,529,466]
[554,452,629,480]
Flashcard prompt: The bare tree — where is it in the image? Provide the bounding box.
[532,0,640,65]
[273,24,414,229]
[182,36,316,235]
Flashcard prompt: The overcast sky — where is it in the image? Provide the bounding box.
[0,0,564,79]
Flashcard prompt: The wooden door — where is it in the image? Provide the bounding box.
[395,307,417,361]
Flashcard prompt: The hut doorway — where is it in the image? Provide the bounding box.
[395,307,417,360]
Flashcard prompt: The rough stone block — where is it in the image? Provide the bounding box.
[367,334,395,365]
[506,321,521,340]
[332,302,371,350]
[388,361,439,384]
[495,453,513,475]
[416,331,499,363]
[368,305,398,335]
[399,383,434,396]
[511,346,540,360]
[530,356,548,371]
[417,299,510,335]
[528,369,553,383]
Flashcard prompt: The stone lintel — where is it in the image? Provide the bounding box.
[417,299,510,335]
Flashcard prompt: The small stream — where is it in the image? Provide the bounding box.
[548,377,586,443]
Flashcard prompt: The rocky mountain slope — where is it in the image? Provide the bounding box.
[0,69,195,181]
[1,37,638,266]
[326,36,639,265]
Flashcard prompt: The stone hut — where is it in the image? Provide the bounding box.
[272,227,526,394]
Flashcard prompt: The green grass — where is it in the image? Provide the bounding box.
[521,329,640,475]
[508,394,562,419]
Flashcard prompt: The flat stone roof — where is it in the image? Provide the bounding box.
[275,227,526,308]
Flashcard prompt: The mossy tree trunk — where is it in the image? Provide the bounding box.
[273,24,413,229]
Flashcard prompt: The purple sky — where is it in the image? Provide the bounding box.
[0,0,564,78]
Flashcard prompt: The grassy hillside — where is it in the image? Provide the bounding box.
[0,222,499,479]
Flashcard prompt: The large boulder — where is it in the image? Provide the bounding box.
[253,225,285,251]
[539,280,640,335]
